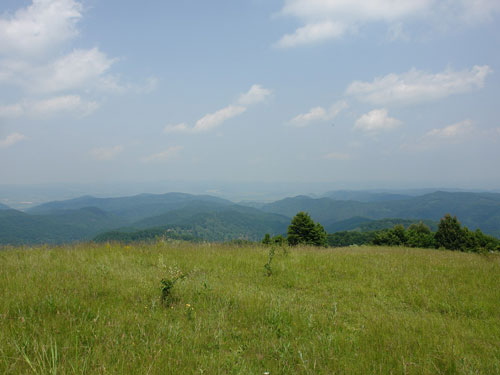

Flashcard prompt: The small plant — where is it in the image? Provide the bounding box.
[264,246,276,276]
[161,266,186,306]
[185,303,195,321]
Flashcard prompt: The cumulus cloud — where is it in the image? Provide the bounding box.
[193,106,247,133]
[0,95,99,118]
[0,0,82,57]
[164,85,271,134]
[237,84,272,106]
[426,119,474,139]
[142,146,183,163]
[0,133,25,148]
[0,0,154,121]
[346,65,492,106]
[90,145,124,161]
[354,109,401,133]
[275,21,345,48]
[32,48,116,94]
[290,100,347,127]
[276,0,500,47]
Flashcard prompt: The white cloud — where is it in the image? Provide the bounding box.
[322,151,350,160]
[275,21,345,48]
[426,119,474,139]
[354,109,401,133]
[0,0,82,57]
[0,95,99,118]
[277,0,500,47]
[193,106,247,133]
[0,133,25,148]
[165,84,271,134]
[164,123,190,134]
[32,48,116,94]
[290,100,347,127]
[291,106,328,126]
[0,0,151,122]
[29,95,99,117]
[142,146,183,163]
[237,84,272,106]
[90,145,124,161]
[346,65,492,106]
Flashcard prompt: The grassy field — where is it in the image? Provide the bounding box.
[0,242,499,374]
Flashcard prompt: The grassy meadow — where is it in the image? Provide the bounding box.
[0,242,499,374]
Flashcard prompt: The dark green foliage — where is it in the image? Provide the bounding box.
[327,231,376,247]
[287,212,327,247]
[406,222,436,248]
[368,215,499,253]
[435,214,467,251]
[262,233,287,246]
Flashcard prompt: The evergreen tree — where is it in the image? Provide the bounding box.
[287,212,327,247]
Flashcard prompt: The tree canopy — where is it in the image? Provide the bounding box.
[287,211,327,247]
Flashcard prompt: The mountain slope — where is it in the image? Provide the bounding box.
[0,208,126,245]
[27,192,232,222]
[0,203,10,210]
[263,192,500,237]
[102,203,290,242]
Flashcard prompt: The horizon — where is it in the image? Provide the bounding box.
[1,180,500,210]
[1,1,500,190]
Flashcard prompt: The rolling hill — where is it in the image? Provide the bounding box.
[2,190,500,245]
[0,207,125,245]
[97,202,290,242]
[27,192,232,223]
[263,192,500,237]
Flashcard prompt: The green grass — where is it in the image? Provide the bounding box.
[0,242,499,374]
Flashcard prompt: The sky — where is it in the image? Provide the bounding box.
[1,0,500,195]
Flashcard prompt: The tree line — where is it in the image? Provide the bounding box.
[264,212,500,253]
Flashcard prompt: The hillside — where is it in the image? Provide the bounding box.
[263,192,500,237]
[0,203,10,210]
[27,192,232,222]
[1,244,499,374]
[97,203,290,242]
[0,207,126,245]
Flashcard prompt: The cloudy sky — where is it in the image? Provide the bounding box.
[1,0,500,191]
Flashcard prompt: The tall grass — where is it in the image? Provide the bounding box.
[1,242,499,374]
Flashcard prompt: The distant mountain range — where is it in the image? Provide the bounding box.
[262,191,500,236]
[1,190,500,245]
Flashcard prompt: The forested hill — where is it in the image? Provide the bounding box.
[262,191,500,237]
[27,192,232,223]
[2,190,500,245]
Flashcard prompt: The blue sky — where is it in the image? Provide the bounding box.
[1,0,500,192]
